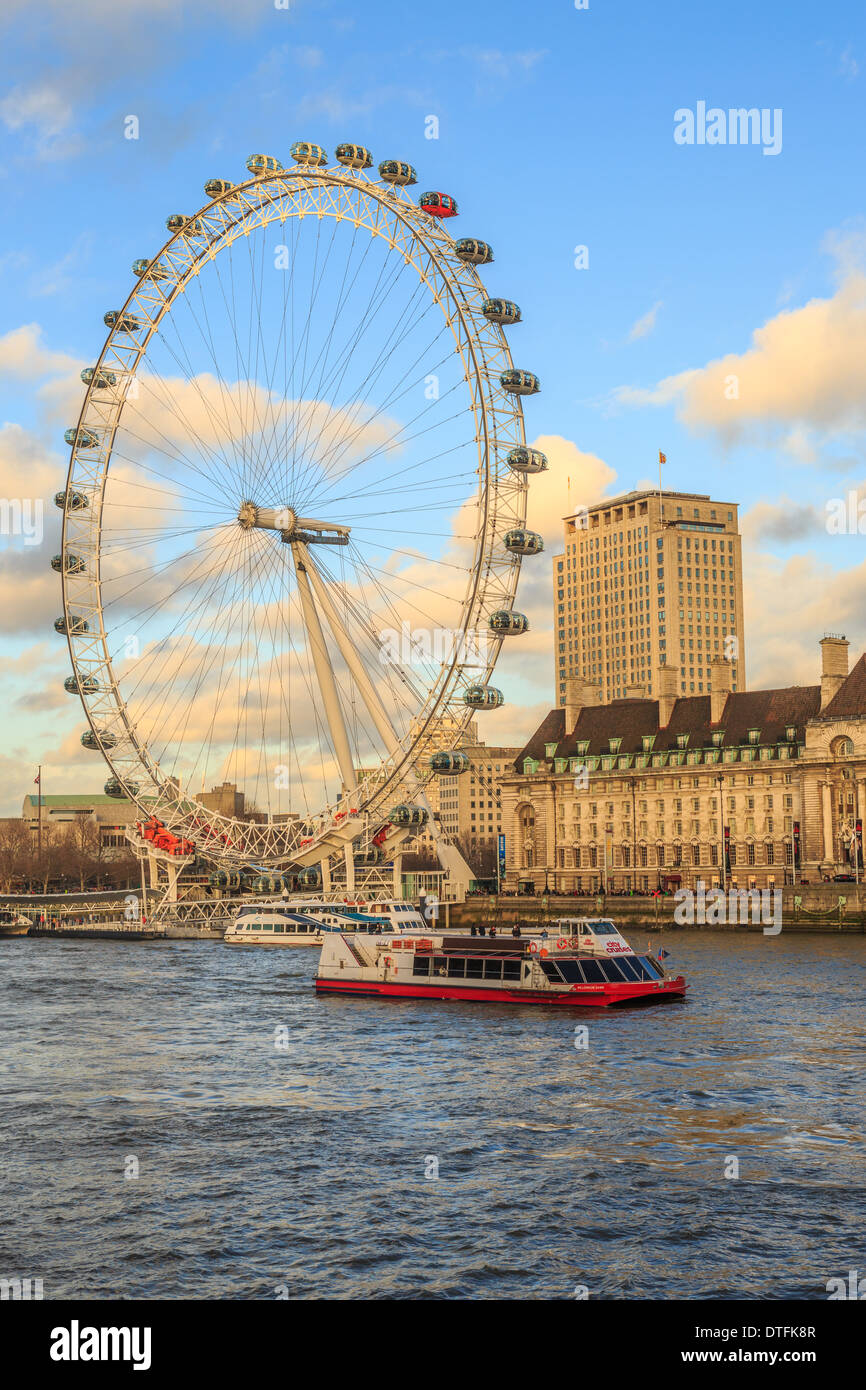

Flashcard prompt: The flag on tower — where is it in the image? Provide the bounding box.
[34,772,40,785]
[659,451,666,465]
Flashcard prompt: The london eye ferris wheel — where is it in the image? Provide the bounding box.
[55,141,547,887]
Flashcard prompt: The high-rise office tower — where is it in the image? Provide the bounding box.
[553,488,746,706]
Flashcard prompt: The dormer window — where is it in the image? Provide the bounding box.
[642,734,655,752]
[576,740,590,756]
[676,733,689,749]
[747,729,761,745]
[785,726,796,742]
[608,737,622,753]
[545,742,557,758]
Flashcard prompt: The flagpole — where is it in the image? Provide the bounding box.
[658,450,665,523]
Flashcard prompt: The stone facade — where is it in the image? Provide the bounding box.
[502,637,866,892]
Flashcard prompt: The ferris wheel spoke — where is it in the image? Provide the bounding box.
[144,307,260,497]
[305,360,467,506]
[293,284,446,502]
[287,253,434,503]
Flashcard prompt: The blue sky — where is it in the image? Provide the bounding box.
[0,0,865,810]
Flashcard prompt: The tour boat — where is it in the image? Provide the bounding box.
[0,910,32,938]
[315,917,686,1007]
[224,898,406,946]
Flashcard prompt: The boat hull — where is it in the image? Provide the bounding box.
[314,977,686,1008]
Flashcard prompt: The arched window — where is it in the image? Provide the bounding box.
[832,736,854,758]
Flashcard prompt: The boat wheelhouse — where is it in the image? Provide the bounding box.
[315,917,686,1008]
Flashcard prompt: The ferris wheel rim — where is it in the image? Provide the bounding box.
[60,159,531,865]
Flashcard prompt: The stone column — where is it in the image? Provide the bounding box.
[821,782,834,865]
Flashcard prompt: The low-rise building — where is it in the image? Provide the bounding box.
[21,792,139,850]
[501,636,866,892]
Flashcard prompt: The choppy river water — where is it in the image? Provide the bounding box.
[1,930,864,1299]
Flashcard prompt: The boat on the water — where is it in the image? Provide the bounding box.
[0,910,32,938]
[224,898,421,946]
[315,916,686,1008]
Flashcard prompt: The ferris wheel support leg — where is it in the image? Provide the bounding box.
[290,546,357,797]
[297,542,402,754]
[344,842,355,895]
[299,543,472,900]
[393,852,402,900]
[321,857,332,894]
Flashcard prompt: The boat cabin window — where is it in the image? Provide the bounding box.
[579,959,606,983]
[587,921,617,935]
[636,955,663,979]
[413,955,431,976]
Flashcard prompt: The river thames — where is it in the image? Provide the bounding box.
[1,930,864,1300]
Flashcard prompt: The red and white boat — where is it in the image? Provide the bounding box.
[315,917,686,1008]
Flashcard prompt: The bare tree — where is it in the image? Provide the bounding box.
[0,819,30,893]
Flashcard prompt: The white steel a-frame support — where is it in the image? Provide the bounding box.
[298,542,473,898]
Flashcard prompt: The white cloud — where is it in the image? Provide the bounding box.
[628,300,663,342]
[0,324,80,381]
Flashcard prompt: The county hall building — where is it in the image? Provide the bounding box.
[501,637,866,893]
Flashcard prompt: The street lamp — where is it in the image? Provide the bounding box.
[716,771,725,892]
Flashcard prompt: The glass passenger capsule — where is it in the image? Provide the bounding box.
[298,866,322,889]
[204,178,235,197]
[419,191,458,219]
[65,674,99,695]
[429,751,470,776]
[291,141,328,166]
[246,153,283,176]
[482,298,521,326]
[81,367,116,389]
[104,310,141,334]
[54,615,89,635]
[504,528,544,556]
[54,490,89,511]
[105,778,137,799]
[378,160,417,187]
[500,369,540,396]
[210,870,229,889]
[506,446,548,474]
[354,847,383,868]
[489,610,529,636]
[336,143,373,170]
[389,803,429,828]
[462,684,505,711]
[227,871,243,891]
[81,729,117,751]
[166,214,203,235]
[455,238,493,265]
[51,553,86,574]
[131,258,170,280]
[64,427,99,449]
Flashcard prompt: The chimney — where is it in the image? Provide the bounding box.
[624,682,648,700]
[656,664,679,729]
[820,634,849,710]
[709,657,733,724]
[564,673,601,737]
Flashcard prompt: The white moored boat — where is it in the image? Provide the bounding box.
[0,910,33,938]
[224,898,423,946]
